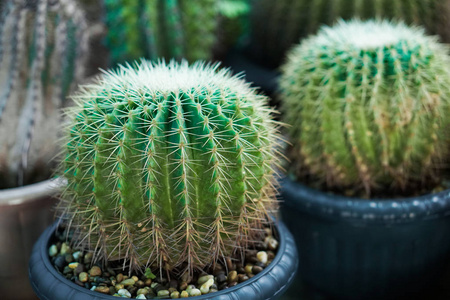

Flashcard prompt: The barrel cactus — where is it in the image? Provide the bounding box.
[0,0,88,188]
[280,20,450,197]
[59,60,280,275]
[251,0,450,68]
[104,0,219,65]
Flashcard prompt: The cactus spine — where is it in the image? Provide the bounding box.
[251,0,450,68]
[60,60,280,274]
[0,0,88,188]
[104,0,218,65]
[280,20,450,196]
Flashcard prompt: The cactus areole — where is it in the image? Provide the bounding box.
[60,60,280,275]
[281,20,450,197]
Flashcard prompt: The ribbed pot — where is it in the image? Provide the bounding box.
[29,220,298,300]
[280,176,450,300]
[0,179,62,300]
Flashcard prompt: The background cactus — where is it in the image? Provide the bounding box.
[280,20,450,197]
[250,0,450,68]
[59,60,281,275]
[0,0,88,189]
[104,0,218,65]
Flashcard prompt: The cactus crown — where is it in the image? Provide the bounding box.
[60,60,281,275]
[280,19,450,197]
[0,0,88,188]
[104,0,218,65]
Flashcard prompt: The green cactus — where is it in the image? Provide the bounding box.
[280,20,450,196]
[250,0,450,68]
[104,0,219,65]
[59,60,280,274]
[0,0,88,188]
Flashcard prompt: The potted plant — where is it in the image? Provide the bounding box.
[278,19,450,300]
[0,0,89,298]
[29,60,298,299]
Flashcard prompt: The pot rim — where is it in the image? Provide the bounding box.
[0,177,65,206]
[31,218,298,299]
[281,176,450,223]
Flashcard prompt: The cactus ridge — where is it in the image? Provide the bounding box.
[60,60,281,274]
[105,0,218,65]
[251,0,450,68]
[280,20,450,196]
[0,0,88,188]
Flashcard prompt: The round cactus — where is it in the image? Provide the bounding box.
[60,60,280,274]
[250,0,450,68]
[280,20,450,196]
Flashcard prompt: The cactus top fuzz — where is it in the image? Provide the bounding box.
[60,60,281,274]
[280,20,450,197]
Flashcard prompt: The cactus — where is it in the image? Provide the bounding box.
[104,0,219,65]
[250,0,450,68]
[59,60,281,275]
[280,20,450,196]
[0,0,88,188]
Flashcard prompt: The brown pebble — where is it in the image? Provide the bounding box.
[89,266,102,277]
[228,282,238,288]
[116,273,124,283]
[132,275,139,282]
[237,267,245,274]
[144,278,152,286]
[179,281,188,290]
[95,286,110,294]
[252,265,263,274]
[238,274,249,283]
[227,270,238,283]
[168,287,177,293]
[225,257,234,270]
[75,264,86,275]
[136,280,145,288]
[267,251,275,260]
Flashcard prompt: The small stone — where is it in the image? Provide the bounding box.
[267,251,275,260]
[90,286,97,291]
[168,287,177,293]
[115,284,124,291]
[179,282,188,291]
[136,280,145,288]
[128,286,137,295]
[216,273,226,283]
[60,243,71,255]
[180,291,189,298]
[79,272,88,282]
[137,288,148,296]
[244,264,253,274]
[238,274,249,283]
[74,264,86,275]
[68,262,79,269]
[200,278,214,294]
[150,282,159,289]
[117,288,131,298]
[72,251,81,260]
[65,254,74,263]
[117,274,124,283]
[225,257,233,270]
[198,275,213,285]
[144,278,152,286]
[136,294,146,299]
[121,278,135,286]
[228,282,237,288]
[132,275,139,282]
[63,266,72,275]
[227,270,238,283]
[54,255,66,271]
[257,251,268,264]
[252,265,263,274]
[188,288,201,297]
[84,252,93,264]
[49,245,58,257]
[265,236,278,251]
[95,286,110,294]
[171,291,180,298]
[185,284,195,293]
[89,266,102,277]
[158,290,170,297]
[180,272,190,283]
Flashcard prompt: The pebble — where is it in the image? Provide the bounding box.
[171,291,180,298]
[252,265,263,274]
[136,294,146,299]
[95,286,110,294]
[136,288,148,296]
[54,255,66,271]
[257,251,268,264]
[227,271,237,283]
[115,284,125,291]
[84,252,93,264]
[266,236,278,251]
[118,288,132,298]
[189,288,201,296]
[72,251,81,260]
[197,275,213,285]
[60,243,71,255]
[117,273,124,283]
[79,272,88,282]
[49,245,58,257]
[216,273,226,283]
[89,266,102,277]
[157,289,170,297]
[180,290,189,298]
[68,262,79,269]
[121,279,136,286]
[200,278,214,294]
[244,264,253,274]
[131,276,139,282]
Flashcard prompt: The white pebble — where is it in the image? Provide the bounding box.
[136,294,146,299]
[257,251,268,264]
[189,288,202,297]
[200,278,214,294]
[72,251,81,260]
[49,245,58,257]
[118,288,131,298]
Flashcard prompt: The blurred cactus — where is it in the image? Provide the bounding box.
[250,0,450,68]
[0,0,88,188]
[59,60,281,274]
[280,20,450,196]
[104,0,219,65]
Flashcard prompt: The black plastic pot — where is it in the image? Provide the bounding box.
[280,176,450,300]
[29,220,298,300]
